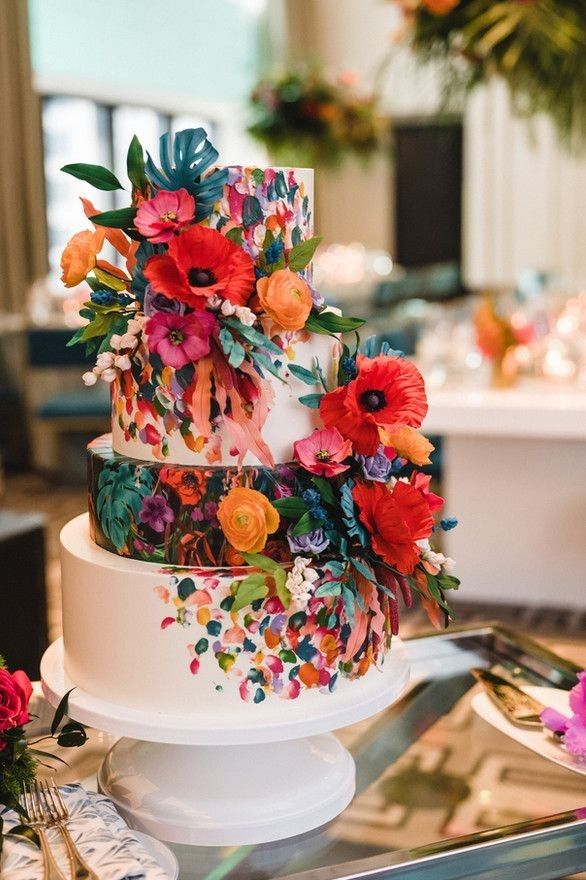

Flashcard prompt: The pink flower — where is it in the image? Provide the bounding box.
[541,671,586,758]
[146,311,217,369]
[293,428,352,477]
[0,668,33,735]
[135,188,195,243]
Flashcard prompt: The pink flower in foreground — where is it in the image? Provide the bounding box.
[135,188,195,243]
[541,671,586,758]
[0,668,33,735]
[146,311,217,369]
[293,427,352,477]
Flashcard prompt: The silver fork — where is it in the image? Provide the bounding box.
[38,779,100,880]
[22,781,68,880]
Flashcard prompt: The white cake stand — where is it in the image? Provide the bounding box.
[41,638,409,846]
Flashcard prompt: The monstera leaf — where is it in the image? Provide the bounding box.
[96,463,154,550]
[145,129,228,221]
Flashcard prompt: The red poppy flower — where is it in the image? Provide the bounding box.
[160,467,205,505]
[352,479,433,575]
[409,472,444,514]
[143,225,255,308]
[320,354,427,455]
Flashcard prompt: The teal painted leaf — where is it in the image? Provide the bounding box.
[252,351,286,382]
[96,462,154,550]
[219,327,245,368]
[61,163,123,191]
[224,317,283,356]
[288,363,317,385]
[242,195,263,228]
[298,393,323,409]
[340,481,368,546]
[145,128,227,221]
[288,236,322,272]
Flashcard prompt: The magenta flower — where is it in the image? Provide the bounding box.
[139,494,174,533]
[293,427,352,477]
[541,671,586,758]
[146,311,217,369]
[134,188,195,243]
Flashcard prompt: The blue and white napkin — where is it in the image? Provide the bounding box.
[0,784,171,880]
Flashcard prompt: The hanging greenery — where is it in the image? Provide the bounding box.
[248,68,387,168]
[392,0,586,149]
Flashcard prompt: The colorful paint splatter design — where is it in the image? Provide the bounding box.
[155,565,392,702]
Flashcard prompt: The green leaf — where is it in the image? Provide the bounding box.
[251,351,285,382]
[79,311,118,343]
[272,497,308,519]
[292,511,323,537]
[311,476,336,506]
[219,327,245,368]
[66,327,85,348]
[350,557,377,583]
[61,163,123,191]
[315,580,343,597]
[51,687,75,735]
[274,566,290,609]
[437,574,460,591]
[305,312,365,335]
[224,317,283,356]
[288,363,318,385]
[232,574,269,612]
[242,552,282,572]
[225,226,244,246]
[298,393,323,409]
[126,135,149,193]
[93,268,128,291]
[288,236,322,272]
[56,721,88,748]
[90,207,137,229]
[96,462,154,549]
[7,825,40,849]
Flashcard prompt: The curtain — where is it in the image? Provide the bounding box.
[0,0,48,314]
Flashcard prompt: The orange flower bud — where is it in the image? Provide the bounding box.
[380,425,434,466]
[256,268,312,331]
[217,487,280,554]
[60,228,105,287]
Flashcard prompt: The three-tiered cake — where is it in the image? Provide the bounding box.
[59,128,458,718]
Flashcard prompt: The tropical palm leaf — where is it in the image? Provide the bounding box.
[145,128,228,221]
[96,462,154,550]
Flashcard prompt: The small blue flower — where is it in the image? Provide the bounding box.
[340,356,358,383]
[440,517,458,531]
[91,289,132,307]
[302,488,321,508]
[265,239,284,264]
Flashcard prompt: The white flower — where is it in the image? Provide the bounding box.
[101,367,117,383]
[286,556,319,609]
[221,300,237,317]
[207,295,223,311]
[293,557,312,570]
[114,354,132,371]
[82,371,97,386]
[234,306,256,326]
[119,332,139,350]
[302,568,319,583]
[287,571,304,588]
[96,351,115,370]
[442,557,456,574]
[127,316,146,335]
[109,334,122,351]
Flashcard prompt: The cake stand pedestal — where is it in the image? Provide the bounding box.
[41,638,409,846]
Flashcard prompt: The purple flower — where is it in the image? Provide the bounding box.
[203,501,219,526]
[144,284,185,317]
[191,508,204,522]
[287,525,330,555]
[139,494,174,533]
[308,281,325,310]
[355,446,397,482]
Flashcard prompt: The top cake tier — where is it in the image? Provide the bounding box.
[109,163,334,468]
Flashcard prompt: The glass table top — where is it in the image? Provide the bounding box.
[38,624,586,880]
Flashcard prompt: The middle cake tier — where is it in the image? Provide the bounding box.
[89,434,306,566]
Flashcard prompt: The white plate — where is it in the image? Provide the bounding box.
[472,685,586,777]
[133,831,179,880]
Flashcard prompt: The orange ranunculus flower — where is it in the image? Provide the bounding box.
[256,269,312,331]
[380,425,434,466]
[217,487,280,553]
[60,228,105,287]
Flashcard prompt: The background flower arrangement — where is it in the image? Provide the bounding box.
[248,68,386,168]
[393,0,586,148]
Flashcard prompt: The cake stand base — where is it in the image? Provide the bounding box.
[97,735,355,846]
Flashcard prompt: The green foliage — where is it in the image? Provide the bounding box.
[127,134,149,194]
[61,163,123,190]
[218,327,245,368]
[232,574,269,611]
[242,553,290,608]
[287,363,318,385]
[298,393,323,409]
[272,497,308,519]
[305,312,365,335]
[90,207,137,229]
[96,462,154,549]
[288,236,322,272]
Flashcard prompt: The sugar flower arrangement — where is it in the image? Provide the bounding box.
[63,127,458,640]
[541,672,586,761]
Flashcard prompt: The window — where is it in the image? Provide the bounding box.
[42,97,215,285]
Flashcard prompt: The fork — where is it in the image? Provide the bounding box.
[37,779,100,880]
[22,780,68,880]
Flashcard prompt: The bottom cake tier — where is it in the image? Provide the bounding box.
[61,514,396,715]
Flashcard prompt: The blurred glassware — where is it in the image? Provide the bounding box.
[313,242,394,306]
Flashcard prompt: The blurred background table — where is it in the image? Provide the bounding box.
[426,382,586,609]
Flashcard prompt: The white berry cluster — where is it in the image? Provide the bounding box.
[82,316,146,386]
[417,539,456,574]
[207,295,256,327]
[286,557,320,609]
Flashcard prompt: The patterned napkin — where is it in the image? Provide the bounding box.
[0,784,171,880]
